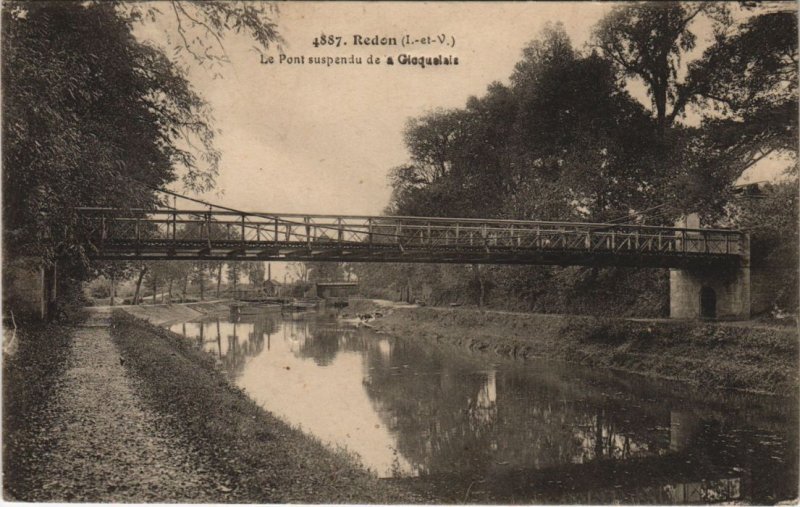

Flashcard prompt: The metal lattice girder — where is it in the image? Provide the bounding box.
[75,207,745,269]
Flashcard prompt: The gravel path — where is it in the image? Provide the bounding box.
[25,315,232,502]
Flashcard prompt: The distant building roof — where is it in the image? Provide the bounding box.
[732,182,766,196]
[315,282,358,287]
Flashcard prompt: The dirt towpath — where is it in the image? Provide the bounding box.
[24,310,232,502]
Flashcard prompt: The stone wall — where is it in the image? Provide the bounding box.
[3,257,43,320]
[669,215,751,321]
[669,265,750,320]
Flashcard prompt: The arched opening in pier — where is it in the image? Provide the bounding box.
[700,286,717,320]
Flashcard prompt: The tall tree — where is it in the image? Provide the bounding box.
[242,261,266,286]
[393,23,661,223]
[2,1,281,281]
[306,262,344,283]
[511,47,660,221]
[209,261,225,297]
[3,3,216,266]
[593,3,797,217]
[191,262,211,300]
[226,263,241,292]
[592,2,729,134]
[669,9,796,217]
[288,262,309,283]
[685,10,798,176]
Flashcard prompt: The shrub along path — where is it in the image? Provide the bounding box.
[6,312,233,502]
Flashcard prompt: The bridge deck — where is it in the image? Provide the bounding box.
[78,208,744,269]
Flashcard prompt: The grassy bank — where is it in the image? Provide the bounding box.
[109,312,425,503]
[102,300,232,326]
[3,324,73,500]
[374,307,798,394]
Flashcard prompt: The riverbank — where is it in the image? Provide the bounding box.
[109,311,425,503]
[372,306,798,395]
[90,300,231,326]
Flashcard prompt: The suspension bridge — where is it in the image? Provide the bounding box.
[72,204,750,320]
[77,207,745,269]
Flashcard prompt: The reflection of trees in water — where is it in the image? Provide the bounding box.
[570,408,667,463]
[172,317,797,502]
[360,338,675,477]
[249,315,280,352]
[363,339,797,503]
[360,339,503,476]
[293,320,372,366]
[544,414,797,504]
[214,315,280,379]
[295,326,341,366]
[679,416,799,503]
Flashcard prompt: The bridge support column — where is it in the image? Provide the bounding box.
[670,410,701,452]
[40,261,58,321]
[3,257,47,320]
[670,216,750,320]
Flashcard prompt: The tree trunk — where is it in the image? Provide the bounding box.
[216,264,222,297]
[199,270,205,301]
[110,271,116,307]
[133,266,147,305]
[473,264,485,308]
[652,73,668,138]
[182,275,189,303]
[168,278,173,304]
[152,274,158,304]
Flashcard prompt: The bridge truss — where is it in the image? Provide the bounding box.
[77,208,745,269]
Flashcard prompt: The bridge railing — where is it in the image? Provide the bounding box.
[76,208,744,257]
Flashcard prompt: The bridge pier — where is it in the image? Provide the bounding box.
[40,261,58,321]
[2,257,58,321]
[669,216,750,321]
[669,410,701,452]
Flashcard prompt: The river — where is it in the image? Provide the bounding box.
[169,310,798,503]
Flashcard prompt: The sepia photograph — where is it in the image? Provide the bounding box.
[2,0,798,504]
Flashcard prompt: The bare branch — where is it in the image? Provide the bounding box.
[173,1,230,63]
